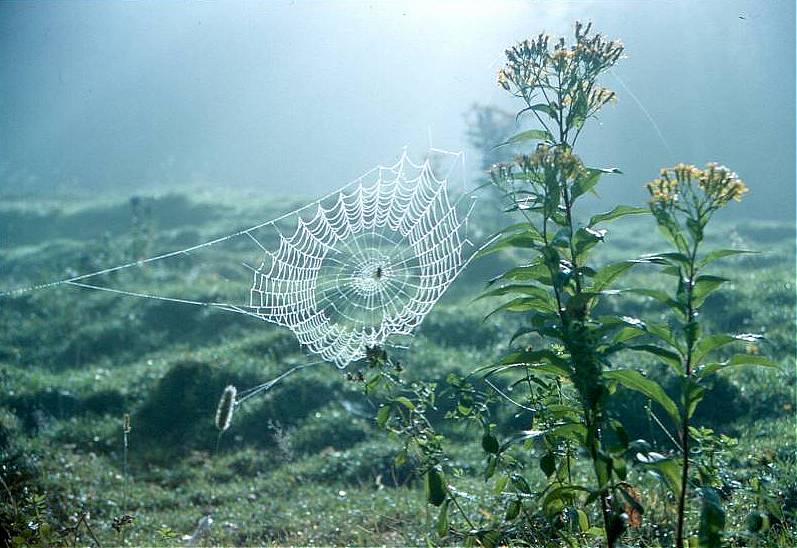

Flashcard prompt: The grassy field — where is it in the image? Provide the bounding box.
[0,191,794,546]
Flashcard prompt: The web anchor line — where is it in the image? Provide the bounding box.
[3,148,486,369]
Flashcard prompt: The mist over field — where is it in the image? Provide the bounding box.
[0,0,794,219]
[0,2,795,547]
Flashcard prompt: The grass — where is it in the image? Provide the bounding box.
[0,191,794,546]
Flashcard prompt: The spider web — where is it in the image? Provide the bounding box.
[1,149,484,368]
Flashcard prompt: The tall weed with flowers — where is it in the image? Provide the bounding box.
[370,21,778,548]
[635,163,776,547]
[480,22,652,547]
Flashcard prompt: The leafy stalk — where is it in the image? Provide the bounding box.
[488,22,635,547]
[641,163,775,547]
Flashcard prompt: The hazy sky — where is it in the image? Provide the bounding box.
[0,0,794,219]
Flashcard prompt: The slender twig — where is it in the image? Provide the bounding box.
[78,513,102,547]
[447,488,476,531]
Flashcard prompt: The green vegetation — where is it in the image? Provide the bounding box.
[1,22,795,548]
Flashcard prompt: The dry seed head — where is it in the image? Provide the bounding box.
[215,385,237,432]
[123,413,131,434]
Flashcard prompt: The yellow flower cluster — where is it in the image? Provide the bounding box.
[496,22,623,123]
[515,144,585,182]
[490,144,587,191]
[699,162,748,204]
[647,163,747,209]
[647,163,693,205]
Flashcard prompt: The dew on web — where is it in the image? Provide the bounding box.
[1,149,488,372]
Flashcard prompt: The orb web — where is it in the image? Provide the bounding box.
[0,150,482,370]
[248,154,473,367]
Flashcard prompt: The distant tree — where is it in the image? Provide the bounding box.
[464,103,516,171]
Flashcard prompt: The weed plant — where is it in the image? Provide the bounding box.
[358,22,785,548]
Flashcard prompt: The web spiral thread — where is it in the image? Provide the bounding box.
[1,150,481,369]
[249,153,474,367]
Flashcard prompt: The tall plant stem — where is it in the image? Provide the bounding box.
[561,184,614,546]
[675,239,699,548]
[122,424,129,545]
[560,153,613,545]
[585,411,614,546]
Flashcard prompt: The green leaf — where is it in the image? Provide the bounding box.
[475,231,542,260]
[592,261,637,292]
[436,500,450,537]
[394,396,415,410]
[746,511,769,534]
[511,474,532,494]
[698,354,778,379]
[485,454,498,480]
[546,422,587,443]
[627,344,684,375]
[545,404,581,421]
[492,348,571,372]
[526,102,558,120]
[613,456,628,481]
[484,296,558,319]
[576,509,590,532]
[541,490,568,522]
[604,369,680,425]
[627,288,687,318]
[488,262,553,287]
[482,432,500,454]
[588,205,649,227]
[425,468,447,507]
[684,378,705,419]
[641,457,683,497]
[646,322,685,354]
[493,474,509,495]
[608,325,647,346]
[505,499,522,521]
[571,169,601,200]
[540,452,556,477]
[692,333,762,365]
[692,275,729,307]
[375,405,391,428]
[595,315,647,341]
[698,248,757,269]
[480,530,501,548]
[509,327,535,345]
[642,252,691,267]
[699,488,726,547]
[477,284,551,302]
[477,360,566,380]
[394,449,407,466]
[565,290,604,316]
[542,486,590,519]
[493,129,553,149]
[573,227,607,257]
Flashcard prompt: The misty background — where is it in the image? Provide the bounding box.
[0,0,794,220]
